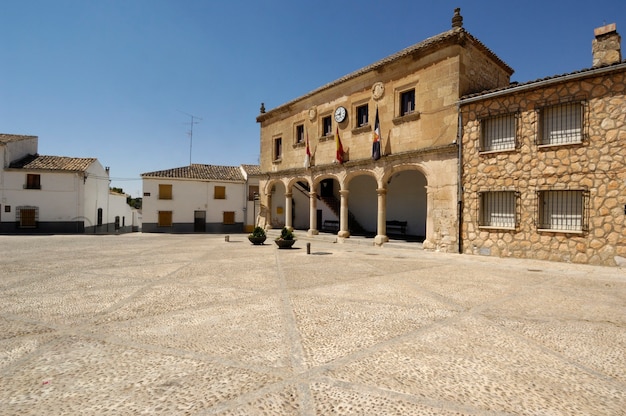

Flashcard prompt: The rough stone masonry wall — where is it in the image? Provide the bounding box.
[461,71,626,266]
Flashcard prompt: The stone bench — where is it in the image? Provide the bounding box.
[322,220,339,233]
[386,220,407,236]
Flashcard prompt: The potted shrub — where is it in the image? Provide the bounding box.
[248,226,267,245]
[274,227,296,249]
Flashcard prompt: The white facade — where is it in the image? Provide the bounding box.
[0,134,138,233]
[141,164,260,233]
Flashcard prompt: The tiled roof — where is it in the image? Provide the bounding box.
[257,28,512,121]
[460,60,626,101]
[241,164,262,176]
[0,134,37,144]
[141,164,246,181]
[9,154,96,172]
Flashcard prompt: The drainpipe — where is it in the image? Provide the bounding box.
[457,105,463,254]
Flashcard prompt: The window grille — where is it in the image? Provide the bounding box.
[538,102,585,146]
[537,190,589,232]
[17,206,38,228]
[97,208,103,226]
[478,191,517,229]
[480,113,517,152]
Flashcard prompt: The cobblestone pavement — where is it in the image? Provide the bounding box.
[1,233,625,415]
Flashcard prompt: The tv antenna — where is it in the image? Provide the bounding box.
[179,110,202,165]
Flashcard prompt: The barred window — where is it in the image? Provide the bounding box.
[537,190,588,232]
[478,191,517,229]
[17,206,38,228]
[539,102,584,146]
[480,113,516,152]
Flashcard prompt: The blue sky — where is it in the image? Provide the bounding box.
[2,1,624,196]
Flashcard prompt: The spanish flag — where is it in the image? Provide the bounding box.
[372,106,381,160]
[335,127,344,164]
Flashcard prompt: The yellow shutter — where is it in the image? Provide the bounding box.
[159,184,172,200]
[214,186,226,199]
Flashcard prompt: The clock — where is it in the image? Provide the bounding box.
[334,106,347,123]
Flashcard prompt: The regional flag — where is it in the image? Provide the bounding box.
[304,130,311,169]
[372,106,381,160]
[335,127,344,164]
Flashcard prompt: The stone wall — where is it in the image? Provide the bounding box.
[461,69,626,266]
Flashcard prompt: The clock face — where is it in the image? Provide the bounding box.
[334,106,347,123]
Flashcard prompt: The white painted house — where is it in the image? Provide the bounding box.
[0,133,139,233]
[141,164,260,233]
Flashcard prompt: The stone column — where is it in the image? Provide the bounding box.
[374,187,389,245]
[308,191,319,236]
[284,192,293,231]
[338,189,350,238]
[265,193,272,228]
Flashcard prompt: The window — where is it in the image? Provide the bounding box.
[479,191,517,229]
[25,174,41,190]
[295,124,305,144]
[5,205,11,213]
[214,186,226,200]
[223,211,235,224]
[248,185,259,201]
[480,113,517,152]
[539,102,584,146]
[400,89,415,116]
[158,184,172,200]
[158,211,173,227]
[273,137,282,161]
[537,190,588,232]
[356,104,369,127]
[322,115,332,136]
[17,206,37,228]
[97,208,103,226]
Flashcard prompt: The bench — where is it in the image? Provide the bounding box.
[386,220,407,236]
[322,220,339,233]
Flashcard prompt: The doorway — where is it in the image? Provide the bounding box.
[194,210,206,232]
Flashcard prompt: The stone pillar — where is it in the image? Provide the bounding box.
[338,189,350,238]
[265,193,273,228]
[308,191,319,236]
[374,187,389,245]
[284,192,293,231]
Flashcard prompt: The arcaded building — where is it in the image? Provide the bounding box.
[256,9,512,251]
[459,24,626,266]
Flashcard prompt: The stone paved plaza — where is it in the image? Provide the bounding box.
[1,233,625,415]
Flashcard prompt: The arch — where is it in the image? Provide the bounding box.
[381,162,430,188]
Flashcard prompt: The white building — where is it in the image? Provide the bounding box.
[141,164,260,233]
[0,133,139,233]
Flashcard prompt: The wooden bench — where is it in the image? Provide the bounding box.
[386,220,407,236]
[322,220,339,233]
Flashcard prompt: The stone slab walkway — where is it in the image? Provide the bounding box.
[1,233,625,415]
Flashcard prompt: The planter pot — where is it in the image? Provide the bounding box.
[274,239,296,249]
[248,236,267,245]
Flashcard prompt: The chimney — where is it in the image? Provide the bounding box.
[592,23,621,67]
